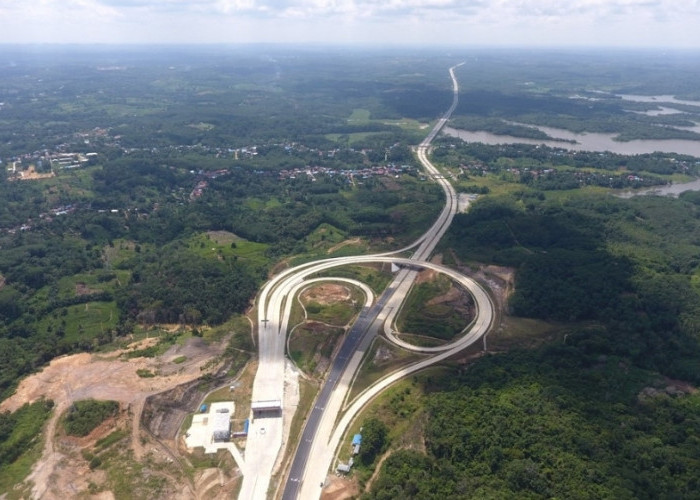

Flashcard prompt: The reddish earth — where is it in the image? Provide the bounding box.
[321,474,359,500]
[0,335,230,499]
[301,283,351,306]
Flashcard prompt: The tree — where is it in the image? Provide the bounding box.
[359,417,388,466]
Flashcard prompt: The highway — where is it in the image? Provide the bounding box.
[238,62,493,500]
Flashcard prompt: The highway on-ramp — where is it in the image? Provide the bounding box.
[238,62,492,500]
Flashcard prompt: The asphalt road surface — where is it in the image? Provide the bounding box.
[239,63,494,500]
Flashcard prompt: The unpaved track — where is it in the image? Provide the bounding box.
[0,337,228,498]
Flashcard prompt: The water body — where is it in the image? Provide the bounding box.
[618,94,700,108]
[618,177,700,198]
[632,106,686,116]
[617,94,700,117]
[443,125,700,157]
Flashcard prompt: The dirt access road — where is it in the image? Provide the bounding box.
[0,336,229,499]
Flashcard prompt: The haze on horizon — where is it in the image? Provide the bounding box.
[0,0,699,49]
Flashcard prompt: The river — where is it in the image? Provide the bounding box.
[444,91,700,156]
[617,177,700,198]
[443,125,700,157]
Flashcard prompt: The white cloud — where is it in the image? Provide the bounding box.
[0,0,698,46]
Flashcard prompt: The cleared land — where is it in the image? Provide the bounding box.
[0,333,239,499]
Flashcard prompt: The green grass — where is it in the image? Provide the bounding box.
[300,283,363,326]
[36,301,119,347]
[325,131,386,144]
[289,323,345,375]
[244,197,282,211]
[48,271,123,299]
[396,275,472,341]
[339,367,450,482]
[394,333,447,348]
[326,241,371,258]
[488,316,586,351]
[382,118,434,133]
[348,108,371,122]
[203,386,237,405]
[308,301,358,326]
[120,329,194,359]
[101,445,171,499]
[311,264,393,295]
[0,399,54,498]
[103,239,149,269]
[136,369,156,379]
[173,355,187,364]
[187,231,269,268]
[94,429,129,451]
[203,314,251,343]
[347,338,425,403]
[305,223,347,249]
[63,399,119,437]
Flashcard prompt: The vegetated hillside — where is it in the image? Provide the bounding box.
[365,350,700,499]
[0,48,457,402]
[448,192,700,382]
[365,189,700,498]
[0,162,442,400]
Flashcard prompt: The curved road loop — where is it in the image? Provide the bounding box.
[239,63,491,500]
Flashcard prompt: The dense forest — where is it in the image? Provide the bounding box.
[365,349,700,499]
[443,190,700,382]
[2,47,700,498]
[364,159,700,498]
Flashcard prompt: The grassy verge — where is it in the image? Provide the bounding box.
[395,274,473,341]
[346,338,425,404]
[289,323,345,376]
[394,333,447,348]
[300,281,365,326]
[311,264,393,295]
[487,315,571,350]
[337,366,452,487]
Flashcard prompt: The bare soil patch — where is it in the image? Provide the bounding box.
[206,230,238,245]
[327,237,361,254]
[17,165,55,180]
[301,283,351,306]
[426,284,466,307]
[322,474,359,500]
[414,268,437,285]
[0,335,231,499]
[469,264,515,312]
[379,177,402,191]
[75,282,99,295]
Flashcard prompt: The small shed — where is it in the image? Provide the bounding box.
[251,399,282,418]
[352,433,362,455]
[211,411,231,442]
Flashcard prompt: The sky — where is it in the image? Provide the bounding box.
[1,0,699,48]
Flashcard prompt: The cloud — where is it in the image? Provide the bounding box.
[2,0,697,21]
[0,0,698,46]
